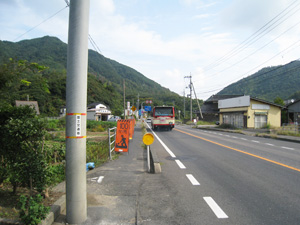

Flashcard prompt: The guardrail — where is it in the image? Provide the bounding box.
[108,127,117,160]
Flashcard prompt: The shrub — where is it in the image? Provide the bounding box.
[19,194,50,225]
[219,123,236,129]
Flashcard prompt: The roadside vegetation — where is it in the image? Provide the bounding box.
[0,105,117,223]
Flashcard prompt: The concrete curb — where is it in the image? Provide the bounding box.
[149,147,161,174]
[40,195,66,225]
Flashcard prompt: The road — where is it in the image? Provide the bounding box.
[145,123,300,225]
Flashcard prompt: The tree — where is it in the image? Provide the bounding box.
[0,105,49,195]
[0,58,48,107]
[274,97,285,106]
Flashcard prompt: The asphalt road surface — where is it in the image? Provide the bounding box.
[145,124,300,225]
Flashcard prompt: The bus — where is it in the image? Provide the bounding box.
[151,106,175,131]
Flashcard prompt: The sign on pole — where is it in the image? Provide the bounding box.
[115,119,130,152]
[144,106,152,112]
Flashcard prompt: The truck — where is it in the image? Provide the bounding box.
[151,106,175,131]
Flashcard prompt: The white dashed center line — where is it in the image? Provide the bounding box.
[265,143,274,146]
[186,174,200,185]
[281,146,295,151]
[204,197,228,219]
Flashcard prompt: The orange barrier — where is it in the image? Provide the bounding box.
[115,119,130,152]
[129,119,135,140]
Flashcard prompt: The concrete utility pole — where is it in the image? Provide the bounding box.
[65,0,90,224]
[185,75,192,121]
[192,82,203,119]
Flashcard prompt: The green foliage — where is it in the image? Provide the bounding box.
[0,58,49,108]
[274,97,285,106]
[0,36,189,117]
[0,105,50,194]
[288,90,300,100]
[86,140,110,166]
[87,120,117,131]
[219,123,237,129]
[18,194,50,225]
[45,117,65,131]
[218,60,300,101]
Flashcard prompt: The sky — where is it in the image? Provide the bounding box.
[1,0,300,101]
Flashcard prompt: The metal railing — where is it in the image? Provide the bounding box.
[108,127,117,160]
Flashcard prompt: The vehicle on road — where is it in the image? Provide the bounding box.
[108,116,120,122]
[151,106,175,131]
[146,118,152,123]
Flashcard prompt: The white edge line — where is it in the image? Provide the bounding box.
[175,160,186,169]
[186,174,200,185]
[145,122,176,158]
[203,197,228,219]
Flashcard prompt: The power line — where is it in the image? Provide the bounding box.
[13,5,69,42]
[202,0,300,72]
[198,17,300,81]
[88,34,102,54]
[196,58,300,96]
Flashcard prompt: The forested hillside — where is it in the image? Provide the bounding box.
[0,36,185,116]
[217,60,300,102]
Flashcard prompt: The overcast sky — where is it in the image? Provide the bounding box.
[1,0,300,100]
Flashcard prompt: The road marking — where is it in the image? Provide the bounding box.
[175,160,186,169]
[203,197,228,219]
[240,138,247,141]
[251,140,260,143]
[91,176,104,183]
[97,176,104,183]
[265,143,274,146]
[145,123,176,158]
[281,146,295,151]
[174,128,300,173]
[232,136,238,139]
[186,174,200,185]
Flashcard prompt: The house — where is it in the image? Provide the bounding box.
[87,103,112,121]
[196,95,242,122]
[15,100,40,115]
[218,96,283,128]
[286,99,300,124]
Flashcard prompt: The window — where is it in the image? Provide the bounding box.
[255,114,267,128]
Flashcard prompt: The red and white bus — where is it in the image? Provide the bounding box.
[151,106,175,131]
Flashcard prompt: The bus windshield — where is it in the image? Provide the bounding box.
[154,107,174,116]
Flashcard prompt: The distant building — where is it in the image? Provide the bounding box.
[15,100,40,115]
[196,95,242,122]
[87,103,112,121]
[285,99,300,124]
[218,96,283,128]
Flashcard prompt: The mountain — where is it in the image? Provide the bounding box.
[217,60,300,102]
[0,36,184,116]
